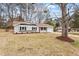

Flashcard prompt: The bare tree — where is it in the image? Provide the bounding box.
[60,3,68,37]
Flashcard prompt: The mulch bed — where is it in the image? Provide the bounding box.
[56,36,75,42]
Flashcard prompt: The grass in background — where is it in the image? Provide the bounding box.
[69,32,79,35]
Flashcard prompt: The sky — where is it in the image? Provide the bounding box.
[47,3,79,19]
[47,4,61,19]
[0,0,79,3]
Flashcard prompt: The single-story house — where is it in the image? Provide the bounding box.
[13,21,53,33]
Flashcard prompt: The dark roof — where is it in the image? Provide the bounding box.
[20,24,36,26]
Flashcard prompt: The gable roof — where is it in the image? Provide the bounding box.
[13,21,33,26]
[36,23,53,27]
[13,21,53,28]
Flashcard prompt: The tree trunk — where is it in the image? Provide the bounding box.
[62,22,68,37]
[61,3,68,37]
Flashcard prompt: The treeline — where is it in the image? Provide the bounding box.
[0,3,50,30]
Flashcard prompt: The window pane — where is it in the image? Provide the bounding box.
[32,27,37,30]
[22,27,24,30]
[20,27,26,31]
[20,27,21,31]
[41,27,43,30]
[44,27,47,30]
[25,27,26,30]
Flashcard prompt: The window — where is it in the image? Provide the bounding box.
[32,27,37,30]
[44,27,47,30]
[20,27,21,31]
[41,27,43,30]
[22,27,25,30]
[40,27,47,30]
[20,27,26,31]
[44,10,47,13]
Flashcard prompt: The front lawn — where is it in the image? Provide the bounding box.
[0,31,79,55]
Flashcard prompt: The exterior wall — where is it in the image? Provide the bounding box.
[14,25,53,33]
[14,24,37,33]
[36,27,39,32]
[14,25,20,33]
[40,30,47,32]
[47,27,53,32]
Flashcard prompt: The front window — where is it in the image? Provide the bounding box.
[32,27,37,31]
[44,27,47,30]
[40,27,47,30]
[20,27,26,31]
[41,27,43,30]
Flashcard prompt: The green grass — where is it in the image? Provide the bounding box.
[71,40,79,48]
